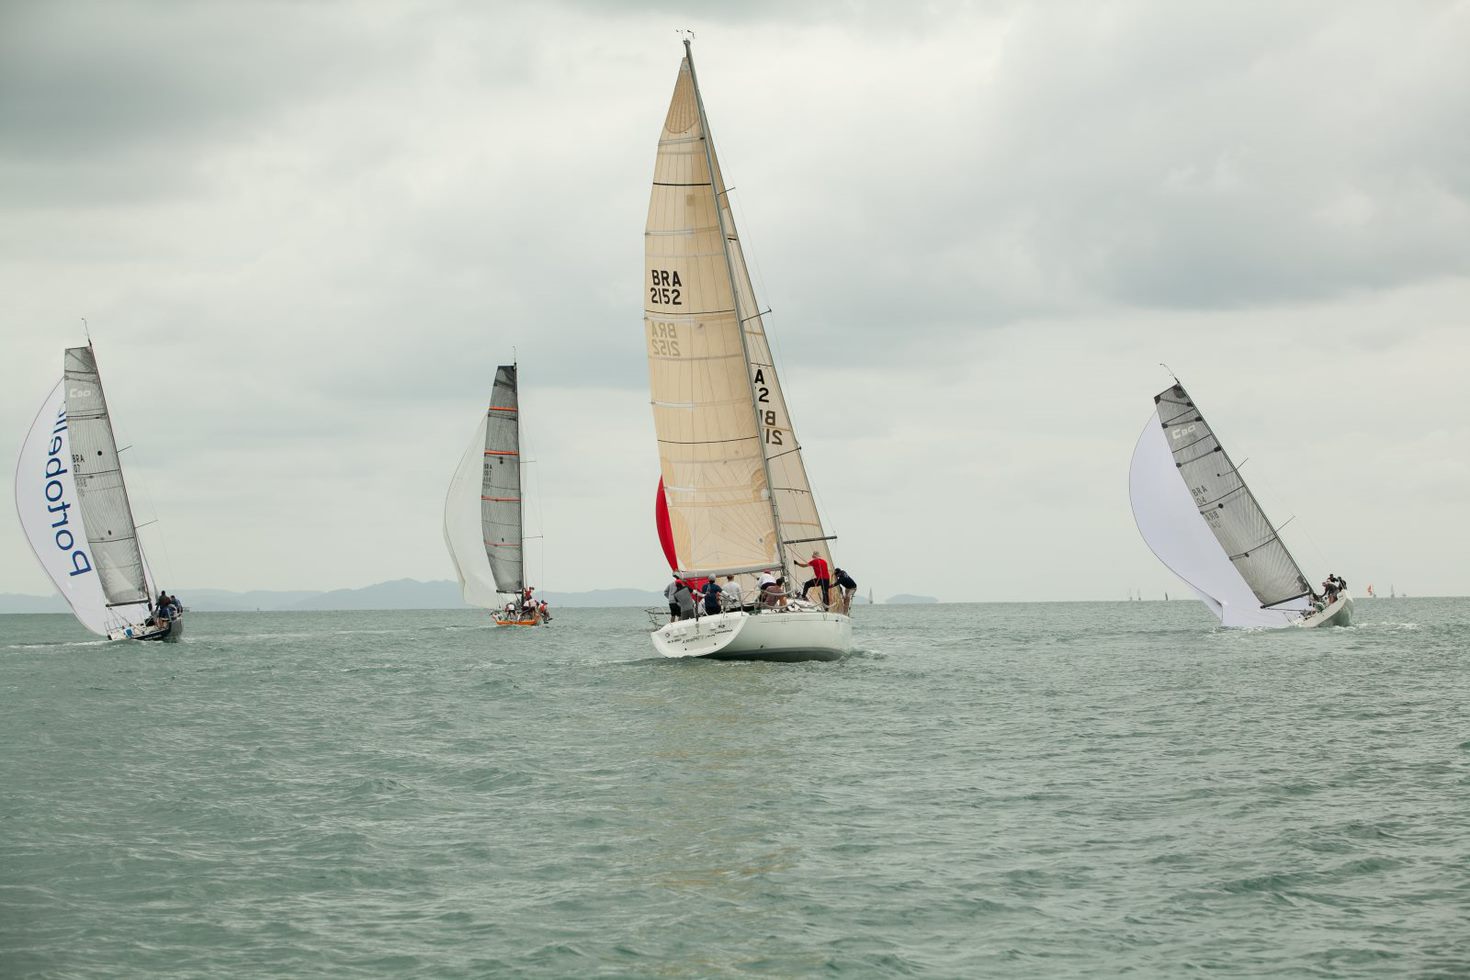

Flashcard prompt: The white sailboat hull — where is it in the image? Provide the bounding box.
[651,609,852,662]
[1294,593,1354,629]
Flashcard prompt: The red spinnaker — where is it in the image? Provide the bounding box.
[656,478,707,590]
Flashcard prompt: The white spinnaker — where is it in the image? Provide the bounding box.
[643,46,832,578]
[444,414,501,610]
[14,380,146,635]
[1130,408,1306,628]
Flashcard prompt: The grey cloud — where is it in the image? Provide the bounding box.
[3,1,1467,598]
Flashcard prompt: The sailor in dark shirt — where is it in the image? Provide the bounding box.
[702,579,723,616]
[832,568,858,613]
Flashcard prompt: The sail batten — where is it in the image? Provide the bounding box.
[643,43,834,580]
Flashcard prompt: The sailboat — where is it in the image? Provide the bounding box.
[444,363,547,627]
[641,40,852,661]
[1128,379,1353,629]
[15,344,182,641]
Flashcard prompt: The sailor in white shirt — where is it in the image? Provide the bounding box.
[722,575,743,610]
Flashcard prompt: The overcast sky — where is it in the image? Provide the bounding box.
[3,0,1467,602]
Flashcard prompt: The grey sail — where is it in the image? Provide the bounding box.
[62,346,150,605]
[481,365,523,594]
[1154,382,1312,607]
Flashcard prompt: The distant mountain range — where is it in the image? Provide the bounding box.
[0,579,668,614]
[0,580,937,614]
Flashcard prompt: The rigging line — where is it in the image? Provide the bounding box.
[726,184,838,548]
[1251,463,1331,573]
[1228,530,1283,561]
[109,406,177,592]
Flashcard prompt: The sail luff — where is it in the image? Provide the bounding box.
[62,345,150,606]
[1154,382,1312,607]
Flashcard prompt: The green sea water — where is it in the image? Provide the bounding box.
[2,599,1467,977]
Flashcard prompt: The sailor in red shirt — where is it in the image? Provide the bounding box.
[795,551,832,606]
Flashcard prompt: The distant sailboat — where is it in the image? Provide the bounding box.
[444,364,548,627]
[641,40,852,661]
[15,344,182,641]
[1129,379,1352,628]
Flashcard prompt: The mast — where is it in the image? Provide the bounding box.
[515,358,524,589]
[682,38,788,581]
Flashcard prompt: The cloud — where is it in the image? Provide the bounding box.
[2,1,1467,599]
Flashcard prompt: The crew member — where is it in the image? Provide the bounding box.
[794,551,831,605]
[832,568,858,614]
[702,578,723,616]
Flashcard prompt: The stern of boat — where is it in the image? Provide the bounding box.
[1296,592,1354,628]
[652,609,852,662]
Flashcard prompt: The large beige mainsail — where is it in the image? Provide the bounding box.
[644,43,833,579]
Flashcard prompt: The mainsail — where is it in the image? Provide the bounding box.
[644,41,833,579]
[480,366,523,593]
[62,346,151,606]
[444,365,523,608]
[1152,383,1311,608]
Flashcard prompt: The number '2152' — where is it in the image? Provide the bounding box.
[649,269,682,305]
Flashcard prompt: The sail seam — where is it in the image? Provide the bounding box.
[1197,485,1247,509]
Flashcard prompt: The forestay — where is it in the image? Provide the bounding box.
[63,346,151,606]
[1151,383,1312,609]
[643,44,833,579]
